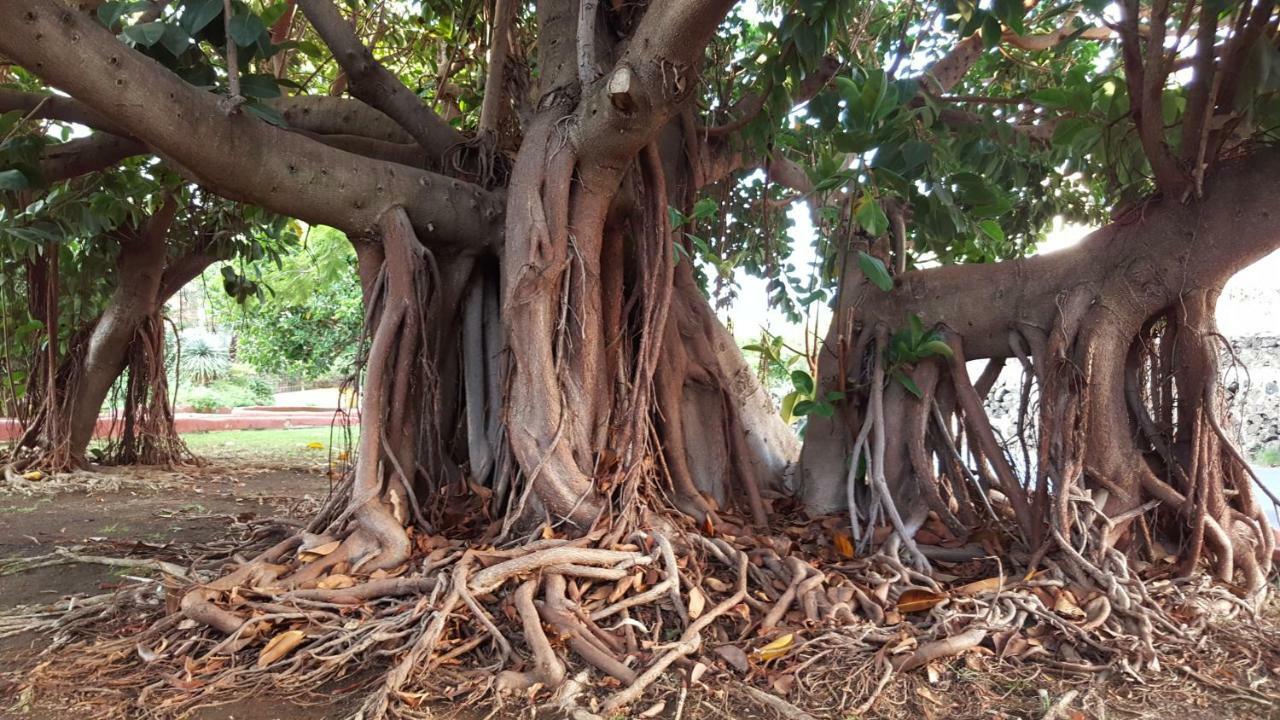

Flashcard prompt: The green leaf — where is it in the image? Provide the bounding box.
[98,1,151,30]
[122,21,166,46]
[159,23,193,56]
[793,399,817,417]
[243,100,287,127]
[691,197,718,221]
[228,11,267,47]
[0,169,30,191]
[810,401,836,418]
[857,251,893,291]
[239,74,282,99]
[918,340,954,359]
[900,140,931,173]
[981,15,1002,48]
[1030,88,1071,108]
[977,219,1005,243]
[892,370,922,399]
[781,391,800,424]
[790,370,814,395]
[855,193,889,236]
[908,314,925,344]
[296,40,327,60]
[179,0,222,34]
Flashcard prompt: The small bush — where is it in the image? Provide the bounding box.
[186,388,224,413]
[246,377,275,405]
[1256,445,1280,467]
[177,375,275,411]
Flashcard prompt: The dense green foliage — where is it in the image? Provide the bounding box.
[206,226,363,384]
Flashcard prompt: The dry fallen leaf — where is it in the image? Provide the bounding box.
[833,532,856,559]
[317,574,356,590]
[715,644,750,673]
[771,673,796,694]
[953,577,1002,596]
[755,633,795,662]
[135,639,166,663]
[703,576,730,593]
[299,539,341,563]
[688,586,706,620]
[897,588,947,613]
[690,662,708,685]
[258,630,307,668]
[21,470,44,481]
[306,441,325,449]
[1053,589,1086,619]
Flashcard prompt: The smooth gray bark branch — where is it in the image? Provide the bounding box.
[0,1,501,251]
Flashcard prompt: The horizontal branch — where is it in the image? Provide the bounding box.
[0,1,501,251]
[704,55,842,137]
[0,88,419,146]
[38,133,147,183]
[297,0,463,164]
[0,88,128,135]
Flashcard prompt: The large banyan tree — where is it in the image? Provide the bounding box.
[1,0,1279,716]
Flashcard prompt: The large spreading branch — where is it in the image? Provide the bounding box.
[297,0,463,164]
[574,0,737,176]
[1,89,430,175]
[0,89,417,146]
[37,133,147,183]
[1118,0,1189,197]
[0,1,501,251]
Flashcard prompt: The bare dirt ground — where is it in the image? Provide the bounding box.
[1,457,1277,720]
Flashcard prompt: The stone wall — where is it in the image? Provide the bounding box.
[1223,335,1280,462]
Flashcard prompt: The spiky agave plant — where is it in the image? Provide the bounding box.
[173,330,229,386]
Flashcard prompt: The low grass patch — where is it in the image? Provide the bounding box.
[1255,444,1280,467]
[181,427,358,465]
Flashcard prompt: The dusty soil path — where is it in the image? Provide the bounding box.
[0,462,359,720]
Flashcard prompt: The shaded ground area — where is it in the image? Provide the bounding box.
[0,430,1277,719]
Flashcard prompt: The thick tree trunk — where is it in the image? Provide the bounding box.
[64,202,177,461]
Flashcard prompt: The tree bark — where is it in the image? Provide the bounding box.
[62,199,179,460]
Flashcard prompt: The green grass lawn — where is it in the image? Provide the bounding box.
[180,426,359,464]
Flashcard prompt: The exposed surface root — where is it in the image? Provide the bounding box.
[3,489,1278,719]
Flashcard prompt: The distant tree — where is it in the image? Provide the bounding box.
[210,225,363,383]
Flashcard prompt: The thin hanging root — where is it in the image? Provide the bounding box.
[903,361,966,537]
[941,330,1035,543]
[865,327,929,570]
